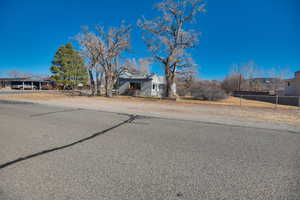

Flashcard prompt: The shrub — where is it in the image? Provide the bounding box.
[176,72,195,97]
[221,74,243,94]
[177,85,191,96]
[190,80,228,101]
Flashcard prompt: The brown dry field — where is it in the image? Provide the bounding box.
[1,93,297,108]
[1,93,300,126]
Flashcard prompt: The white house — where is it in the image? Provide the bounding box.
[285,71,300,96]
[117,71,167,97]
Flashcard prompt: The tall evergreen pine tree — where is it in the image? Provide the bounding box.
[51,43,87,89]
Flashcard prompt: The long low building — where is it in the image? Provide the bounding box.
[0,77,54,90]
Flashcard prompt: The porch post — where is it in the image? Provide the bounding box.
[31,82,34,90]
[22,82,24,90]
[39,82,42,90]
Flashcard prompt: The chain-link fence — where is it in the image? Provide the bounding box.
[233,94,300,108]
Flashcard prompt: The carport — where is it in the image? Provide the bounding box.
[0,77,53,90]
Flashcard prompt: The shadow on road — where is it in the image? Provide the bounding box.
[0,114,137,170]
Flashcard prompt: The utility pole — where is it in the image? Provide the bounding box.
[238,73,242,91]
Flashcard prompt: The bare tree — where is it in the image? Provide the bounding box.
[176,67,197,96]
[75,27,100,95]
[139,58,151,74]
[123,59,140,73]
[123,58,152,74]
[138,0,205,98]
[222,73,245,93]
[76,23,131,97]
[7,70,31,78]
[240,61,256,91]
[268,66,290,94]
[95,22,131,97]
[230,61,261,91]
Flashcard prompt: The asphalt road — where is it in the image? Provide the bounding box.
[0,102,299,200]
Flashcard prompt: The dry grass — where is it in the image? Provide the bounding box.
[0,93,67,101]
[110,95,297,110]
[1,93,297,110]
[1,93,299,125]
[178,96,298,110]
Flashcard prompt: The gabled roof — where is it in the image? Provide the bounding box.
[119,71,156,80]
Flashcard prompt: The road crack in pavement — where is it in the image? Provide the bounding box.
[30,108,83,117]
[0,115,137,170]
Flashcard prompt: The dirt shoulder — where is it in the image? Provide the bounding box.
[1,93,300,132]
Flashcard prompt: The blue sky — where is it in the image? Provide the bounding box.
[0,0,299,79]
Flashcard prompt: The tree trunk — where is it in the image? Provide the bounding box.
[105,72,113,98]
[88,69,95,96]
[98,72,103,95]
[95,71,101,96]
[165,67,177,98]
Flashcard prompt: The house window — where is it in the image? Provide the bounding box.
[129,82,141,90]
[287,82,290,87]
[152,84,156,90]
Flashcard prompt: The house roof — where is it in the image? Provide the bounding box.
[0,76,52,82]
[119,71,156,80]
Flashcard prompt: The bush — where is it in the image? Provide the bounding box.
[221,74,243,94]
[190,80,228,101]
[176,74,195,97]
[177,85,191,96]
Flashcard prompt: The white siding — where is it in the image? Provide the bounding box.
[117,73,168,97]
[150,75,166,97]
